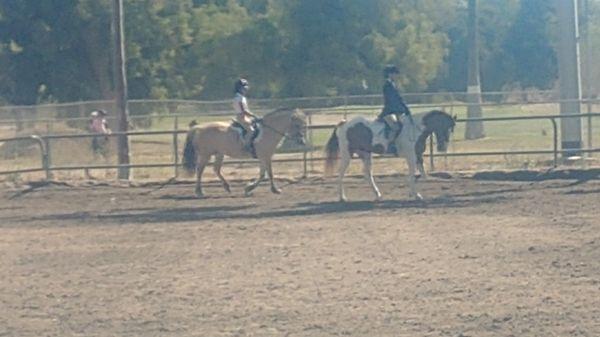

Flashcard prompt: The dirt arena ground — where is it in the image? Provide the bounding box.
[1,171,599,337]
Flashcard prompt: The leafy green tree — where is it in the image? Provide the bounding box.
[502,0,557,89]
[0,0,100,104]
[0,0,588,105]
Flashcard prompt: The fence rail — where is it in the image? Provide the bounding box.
[1,112,599,180]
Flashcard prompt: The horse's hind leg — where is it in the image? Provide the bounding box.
[266,160,281,194]
[337,150,351,202]
[213,154,230,193]
[195,155,210,198]
[416,152,427,180]
[359,152,381,201]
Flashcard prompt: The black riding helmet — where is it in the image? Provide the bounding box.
[234,78,249,93]
[383,65,400,78]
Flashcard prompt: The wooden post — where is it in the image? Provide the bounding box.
[556,0,583,157]
[465,0,485,140]
[112,0,131,179]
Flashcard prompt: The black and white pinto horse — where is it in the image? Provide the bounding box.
[325,110,456,202]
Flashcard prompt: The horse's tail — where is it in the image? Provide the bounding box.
[182,126,197,175]
[324,121,346,176]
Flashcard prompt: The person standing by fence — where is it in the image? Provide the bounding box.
[86,109,111,179]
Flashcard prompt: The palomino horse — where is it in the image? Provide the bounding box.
[325,110,456,202]
[183,108,306,198]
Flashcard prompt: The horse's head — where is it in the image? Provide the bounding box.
[423,110,456,152]
[262,108,307,146]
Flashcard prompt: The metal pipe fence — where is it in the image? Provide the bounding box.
[1,113,599,180]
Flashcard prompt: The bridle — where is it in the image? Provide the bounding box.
[254,116,304,139]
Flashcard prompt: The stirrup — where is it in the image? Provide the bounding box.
[386,143,398,155]
[244,143,257,158]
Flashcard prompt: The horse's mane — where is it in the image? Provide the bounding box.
[264,107,299,118]
[422,109,454,125]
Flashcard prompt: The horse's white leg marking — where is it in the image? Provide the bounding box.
[404,143,422,200]
[337,152,351,202]
[362,153,382,201]
[195,155,210,198]
[213,154,230,193]
[334,127,352,202]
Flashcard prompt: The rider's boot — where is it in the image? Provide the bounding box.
[386,124,402,155]
[243,133,256,157]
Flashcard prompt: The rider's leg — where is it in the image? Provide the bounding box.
[383,114,401,153]
[236,115,255,151]
[383,114,401,136]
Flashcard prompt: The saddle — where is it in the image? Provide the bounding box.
[376,117,404,155]
[231,118,261,158]
[231,118,261,139]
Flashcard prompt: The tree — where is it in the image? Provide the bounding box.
[502,0,557,89]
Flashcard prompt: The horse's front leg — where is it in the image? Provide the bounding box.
[360,152,381,201]
[265,159,281,194]
[417,155,427,180]
[244,163,265,196]
[405,147,423,201]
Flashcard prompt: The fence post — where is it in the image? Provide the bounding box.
[305,113,313,178]
[29,136,50,180]
[173,116,179,179]
[44,137,53,180]
[587,105,593,156]
[550,118,558,167]
[343,96,348,120]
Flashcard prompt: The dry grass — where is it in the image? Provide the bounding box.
[1,103,599,182]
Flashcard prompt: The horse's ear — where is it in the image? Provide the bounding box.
[189,120,198,128]
[453,114,458,121]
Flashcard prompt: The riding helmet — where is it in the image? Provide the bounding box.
[234,78,249,93]
[383,65,400,77]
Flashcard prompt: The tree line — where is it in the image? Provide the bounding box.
[0,0,598,105]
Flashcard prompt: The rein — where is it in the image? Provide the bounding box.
[258,120,288,138]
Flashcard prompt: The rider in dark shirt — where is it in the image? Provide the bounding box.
[377,65,412,153]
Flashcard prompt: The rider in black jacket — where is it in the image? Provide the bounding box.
[378,65,412,152]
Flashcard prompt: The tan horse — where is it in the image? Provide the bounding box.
[182,108,306,198]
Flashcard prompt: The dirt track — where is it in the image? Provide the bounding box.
[1,173,600,336]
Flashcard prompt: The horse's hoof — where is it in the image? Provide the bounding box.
[412,193,423,201]
[195,193,205,199]
[374,194,382,202]
[223,184,231,193]
[271,187,282,194]
[339,196,347,203]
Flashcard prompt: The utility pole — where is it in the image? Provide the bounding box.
[112,0,131,179]
[556,0,582,157]
[583,0,593,152]
[465,0,485,140]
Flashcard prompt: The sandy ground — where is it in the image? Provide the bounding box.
[1,173,599,337]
